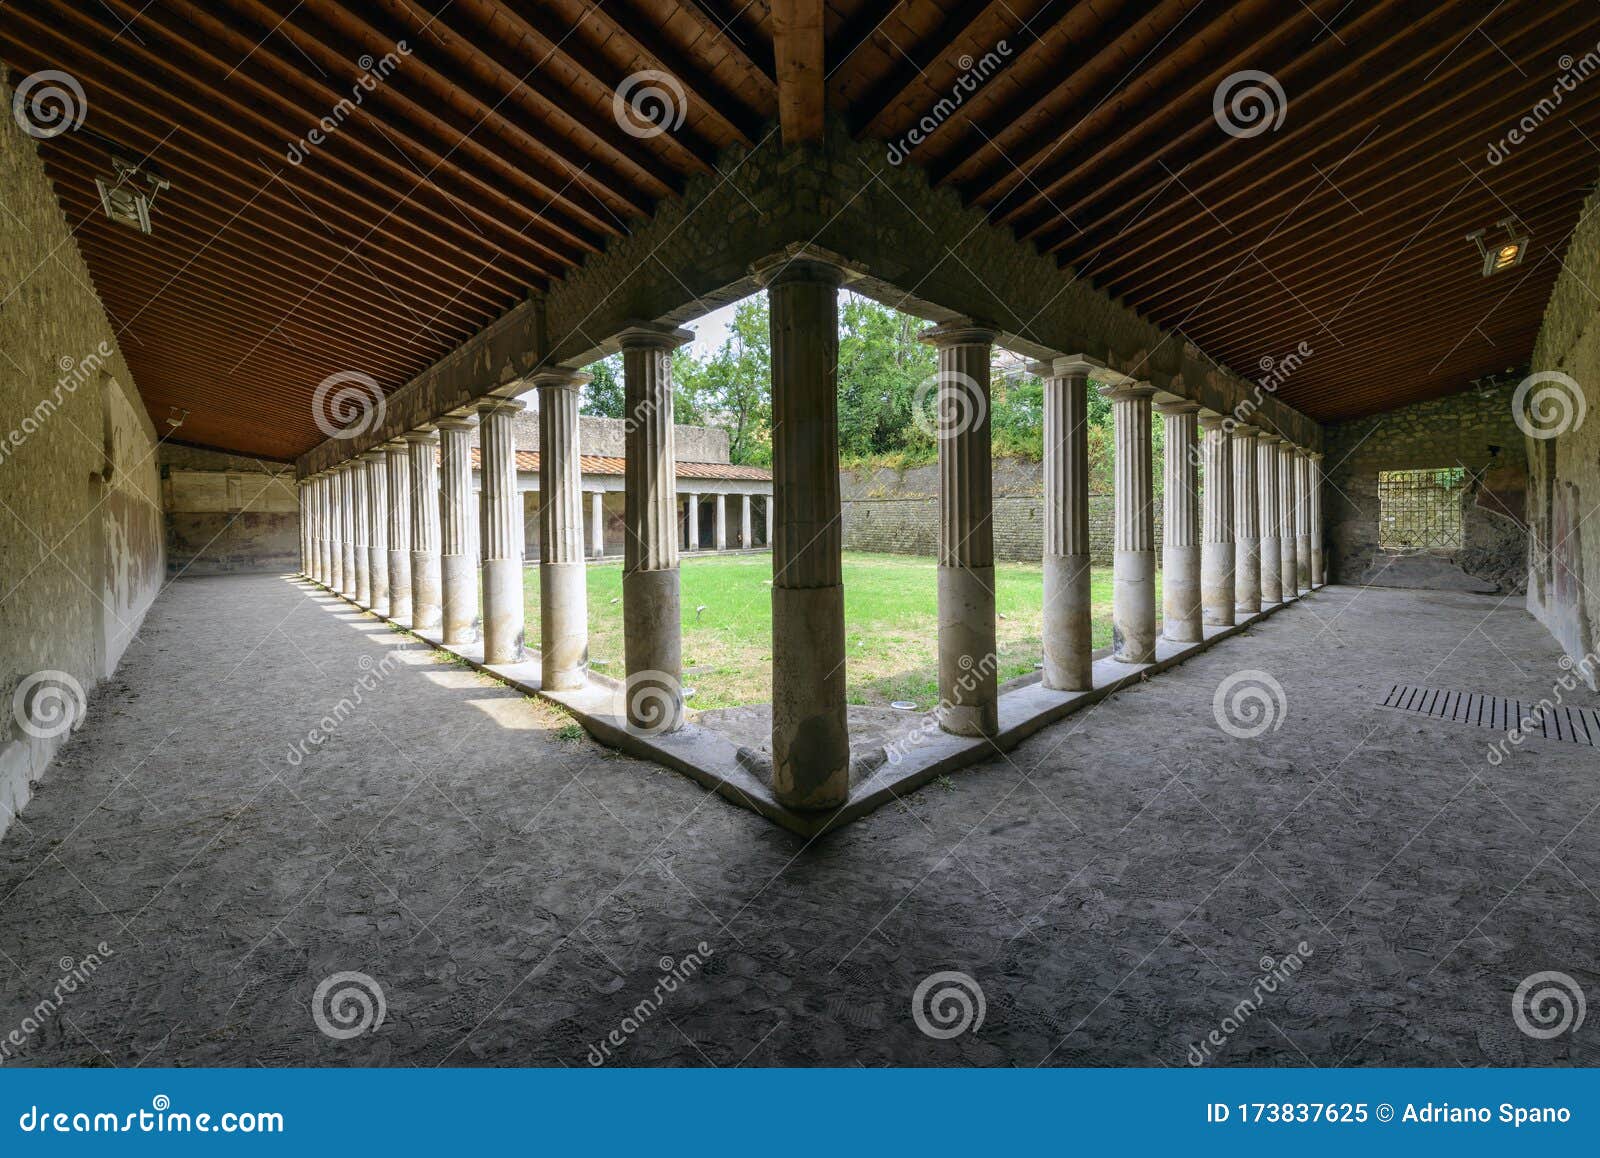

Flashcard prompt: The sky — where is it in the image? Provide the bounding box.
[683,299,741,358]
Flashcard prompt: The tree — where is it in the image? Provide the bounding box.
[579,354,624,418]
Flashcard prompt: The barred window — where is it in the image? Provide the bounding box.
[1378,467,1466,550]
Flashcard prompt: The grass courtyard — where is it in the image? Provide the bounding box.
[521,551,1161,711]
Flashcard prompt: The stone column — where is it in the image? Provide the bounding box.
[407,430,443,632]
[352,459,372,607]
[338,464,357,599]
[1102,379,1158,663]
[531,370,590,689]
[1256,434,1282,604]
[1232,425,1260,615]
[1199,413,1235,627]
[384,442,412,625]
[305,477,319,582]
[761,259,852,806]
[1296,450,1313,594]
[1036,357,1095,691]
[361,451,389,618]
[714,494,727,550]
[477,399,526,664]
[620,324,693,733]
[740,493,753,549]
[1309,452,1325,587]
[437,415,479,644]
[1156,401,1201,643]
[685,493,700,550]
[1278,441,1299,600]
[922,321,999,736]
[590,491,605,557]
[297,481,309,576]
[327,470,343,593]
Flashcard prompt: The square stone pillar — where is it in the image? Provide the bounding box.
[384,441,412,625]
[1034,356,1097,691]
[1101,379,1158,663]
[1156,401,1201,642]
[686,493,700,550]
[1278,441,1299,600]
[1295,449,1313,594]
[590,491,605,558]
[438,415,480,644]
[478,399,526,664]
[406,430,443,632]
[922,320,999,737]
[1231,425,1260,614]
[1256,433,1282,605]
[1309,452,1325,586]
[714,494,727,550]
[762,256,851,809]
[530,369,591,689]
[620,323,693,734]
[362,450,390,618]
[1199,413,1235,627]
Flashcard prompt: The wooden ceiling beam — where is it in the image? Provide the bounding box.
[772,0,825,145]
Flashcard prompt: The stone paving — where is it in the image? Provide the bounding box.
[1,575,1597,1067]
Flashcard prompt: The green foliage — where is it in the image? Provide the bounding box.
[837,294,938,461]
[579,355,624,418]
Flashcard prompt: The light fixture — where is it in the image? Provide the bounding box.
[1466,218,1530,277]
[95,155,170,235]
[165,406,187,428]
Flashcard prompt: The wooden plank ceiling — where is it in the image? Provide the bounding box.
[2,0,1595,459]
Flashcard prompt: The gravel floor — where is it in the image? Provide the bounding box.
[1,574,1596,1067]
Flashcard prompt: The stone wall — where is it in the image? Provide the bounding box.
[840,458,1163,564]
[1525,175,1600,677]
[1323,388,1529,595]
[1,67,164,840]
[160,445,299,576]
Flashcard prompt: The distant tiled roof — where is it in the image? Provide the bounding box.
[462,447,770,481]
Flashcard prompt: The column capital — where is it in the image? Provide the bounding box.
[750,242,865,288]
[476,398,526,417]
[1309,451,1324,461]
[616,322,694,351]
[1044,353,1105,379]
[382,438,409,453]
[435,414,477,431]
[358,449,386,465]
[525,367,592,392]
[1230,423,1260,438]
[402,429,439,445]
[1156,399,1203,417]
[1197,412,1231,431]
[1097,379,1157,402]
[1256,431,1282,446]
[919,319,998,348]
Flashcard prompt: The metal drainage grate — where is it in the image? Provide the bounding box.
[1378,684,1600,747]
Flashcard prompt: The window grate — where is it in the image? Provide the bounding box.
[1378,467,1466,550]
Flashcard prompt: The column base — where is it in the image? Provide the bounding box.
[1112,549,1157,663]
[1297,535,1313,593]
[1235,546,1261,615]
[1163,544,1202,643]
[540,560,588,690]
[441,553,479,644]
[1258,536,1282,604]
[772,583,850,809]
[411,550,441,632]
[1279,554,1298,602]
[482,556,525,665]
[368,547,389,619]
[938,564,998,737]
[341,546,357,599]
[623,567,683,734]
[387,550,412,625]
[1042,553,1093,692]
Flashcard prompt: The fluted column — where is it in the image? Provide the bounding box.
[1103,380,1158,663]
[715,494,727,550]
[686,493,700,550]
[477,399,526,664]
[917,321,998,737]
[1278,441,1299,600]
[1199,414,1235,627]
[297,481,309,576]
[1295,449,1313,594]
[1036,357,1095,691]
[1232,425,1261,615]
[532,370,590,688]
[437,415,479,644]
[1256,435,1282,604]
[621,324,692,734]
[590,492,605,557]
[1309,452,1325,587]
[385,441,412,625]
[406,430,442,632]
[362,450,389,618]
[1157,401,1201,643]
[351,459,372,606]
[309,476,322,584]
[333,465,353,598]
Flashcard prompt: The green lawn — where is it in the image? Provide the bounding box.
[521,551,1160,711]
